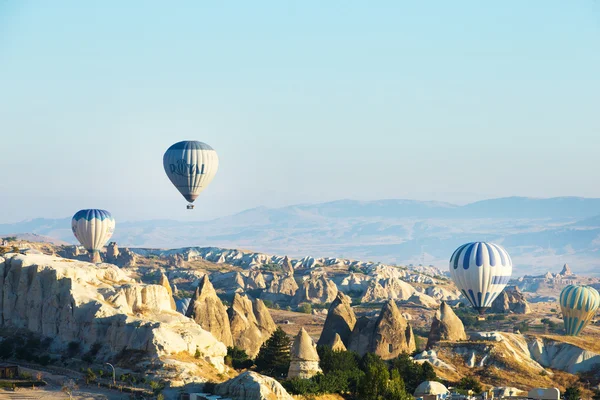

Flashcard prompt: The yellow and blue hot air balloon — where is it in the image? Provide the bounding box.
[449,242,513,315]
[71,209,115,263]
[559,284,600,336]
[163,141,219,209]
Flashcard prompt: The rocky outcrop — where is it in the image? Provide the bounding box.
[292,274,338,305]
[337,272,369,294]
[262,274,298,303]
[406,292,439,308]
[215,371,293,400]
[347,316,377,356]
[167,253,185,268]
[528,336,600,374]
[360,278,416,303]
[211,271,246,294]
[560,263,574,276]
[331,333,347,352]
[0,253,226,371]
[425,286,461,301]
[186,275,233,347]
[360,281,389,303]
[282,256,294,276]
[253,298,277,339]
[102,242,137,267]
[491,286,531,314]
[229,294,266,357]
[348,300,416,359]
[371,300,416,358]
[158,273,176,310]
[59,245,80,258]
[427,302,467,349]
[317,292,356,347]
[106,242,119,261]
[288,327,322,379]
[246,270,267,290]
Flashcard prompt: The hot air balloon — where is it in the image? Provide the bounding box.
[559,284,600,336]
[71,209,115,263]
[449,242,513,315]
[163,141,219,209]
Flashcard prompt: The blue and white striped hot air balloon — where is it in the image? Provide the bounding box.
[71,209,115,263]
[449,242,513,314]
[163,141,219,209]
[559,285,600,336]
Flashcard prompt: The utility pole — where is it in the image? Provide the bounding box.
[105,363,115,386]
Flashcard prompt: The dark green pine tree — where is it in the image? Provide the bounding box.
[564,385,582,400]
[254,327,291,378]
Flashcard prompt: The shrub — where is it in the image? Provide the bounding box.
[226,347,253,369]
[297,303,312,314]
[262,299,274,308]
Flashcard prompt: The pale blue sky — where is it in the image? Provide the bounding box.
[1,1,599,223]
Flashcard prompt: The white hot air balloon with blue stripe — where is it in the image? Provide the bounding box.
[71,209,115,263]
[559,284,600,336]
[449,242,513,315]
[163,141,219,209]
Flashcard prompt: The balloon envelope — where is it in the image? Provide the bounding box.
[559,285,600,336]
[449,242,513,314]
[163,141,219,204]
[71,209,115,262]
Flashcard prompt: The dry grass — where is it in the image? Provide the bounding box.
[270,309,326,339]
[292,395,346,400]
[168,352,236,382]
[533,333,600,354]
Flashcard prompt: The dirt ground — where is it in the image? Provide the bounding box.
[0,367,140,400]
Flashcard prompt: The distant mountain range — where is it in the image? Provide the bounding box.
[2,197,600,276]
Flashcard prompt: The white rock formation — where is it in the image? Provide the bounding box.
[0,254,227,372]
[528,336,600,374]
[215,371,293,400]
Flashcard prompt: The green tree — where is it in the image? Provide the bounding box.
[226,347,253,369]
[255,327,291,378]
[564,385,582,400]
[387,369,412,400]
[391,353,436,394]
[358,353,389,400]
[592,389,600,400]
[457,376,482,395]
[317,346,360,374]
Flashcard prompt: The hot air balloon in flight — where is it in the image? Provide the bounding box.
[163,140,219,209]
[559,284,600,336]
[71,209,115,263]
[449,242,513,315]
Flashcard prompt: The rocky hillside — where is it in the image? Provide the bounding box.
[417,331,600,391]
[0,252,227,384]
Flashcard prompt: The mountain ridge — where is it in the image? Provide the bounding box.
[2,196,600,276]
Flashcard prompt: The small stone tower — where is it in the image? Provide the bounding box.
[288,327,322,379]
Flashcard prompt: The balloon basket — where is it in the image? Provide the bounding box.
[477,316,486,321]
[186,204,195,210]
